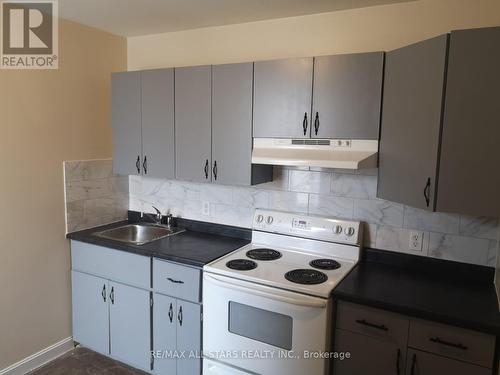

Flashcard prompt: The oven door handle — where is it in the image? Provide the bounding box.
[204,273,328,308]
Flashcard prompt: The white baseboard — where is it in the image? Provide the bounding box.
[0,337,74,375]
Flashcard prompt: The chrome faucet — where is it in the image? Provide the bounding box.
[152,206,162,225]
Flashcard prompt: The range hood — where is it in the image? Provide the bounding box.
[251,138,378,170]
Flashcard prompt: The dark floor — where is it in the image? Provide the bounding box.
[28,347,147,375]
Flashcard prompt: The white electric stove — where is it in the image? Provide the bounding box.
[203,209,362,375]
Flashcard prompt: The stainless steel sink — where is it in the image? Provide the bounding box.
[94,224,185,245]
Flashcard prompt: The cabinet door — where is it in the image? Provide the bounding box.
[406,349,491,375]
[254,58,313,138]
[312,52,383,139]
[377,35,448,210]
[71,271,109,355]
[333,329,404,375]
[142,69,175,179]
[153,294,177,375]
[175,66,212,183]
[176,301,201,375]
[437,27,500,217]
[212,62,253,186]
[109,282,151,371]
[112,71,142,176]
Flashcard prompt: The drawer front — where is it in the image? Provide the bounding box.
[406,349,491,375]
[409,319,495,368]
[336,301,409,347]
[71,241,150,289]
[153,259,201,302]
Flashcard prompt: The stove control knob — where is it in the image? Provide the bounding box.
[333,225,343,234]
[256,214,264,223]
[266,216,274,224]
[344,227,355,237]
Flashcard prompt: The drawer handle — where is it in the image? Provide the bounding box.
[429,337,468,350]
[355,319,389,331]
[167,277,185,284]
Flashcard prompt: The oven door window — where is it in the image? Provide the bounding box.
[228,301,293,350]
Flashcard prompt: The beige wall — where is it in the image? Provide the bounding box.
[0,20,126,369]
[128,0,500,70]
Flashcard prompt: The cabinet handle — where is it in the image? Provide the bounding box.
[213,161,218,181]
[410,353,417,375]
[314,112,320,136]
[429,337,468,350]
[424,178,431,207]
[101,284,107,302]
[178,305,183,326]
[110,286,115,305]
[168,303,174,323]
[302,113,308,136]
[204,159,209,179]
[143,156,148,175]
[167,277,184,284]
[136,156,141,174]
[396,349,401,375]
[355,319,389,331]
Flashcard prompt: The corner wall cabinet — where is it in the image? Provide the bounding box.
[112,69,175,179]
[333,301,495,375]
[378,27,500,217]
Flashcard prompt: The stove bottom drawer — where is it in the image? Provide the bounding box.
[203,359,252,375]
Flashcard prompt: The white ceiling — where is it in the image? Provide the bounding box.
[59,0,415,37]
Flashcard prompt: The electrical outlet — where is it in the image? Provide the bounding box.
[409,231,424,251]
[202,201,210,216]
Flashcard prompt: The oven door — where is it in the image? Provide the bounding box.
[203,273,331,375]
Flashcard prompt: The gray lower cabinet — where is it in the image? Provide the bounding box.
[312,52,384,140]
[112,69,175,179]
[175,65,212,183]
[109,281,151,371]
[253,57,313,138]
[212,62,272,186]
[112,71,142,176]
[333,329,404,375]
[333,302,496,375]
[72,271,109,355]
[378,26,500,217]
[406,349,491,375]
[153,293,202,375]
[72,271,151,372]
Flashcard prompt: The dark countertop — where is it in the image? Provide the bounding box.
[67,219,251,268]
[333,249,500,336]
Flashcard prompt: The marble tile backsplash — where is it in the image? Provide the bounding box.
[129,167,499,267]
[64,159,128,233]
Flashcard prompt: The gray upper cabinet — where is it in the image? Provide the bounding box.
[112,72,142,176]
[212,63,253,186]
[312,52,384,139]
[378,35,448,210]
[436,27,500,217]
[253,57,313,138]
[112,69,175,178]
[212,63,272,186]
[175,65,212,183]
[378,27,500,217]
[141,69,175,179]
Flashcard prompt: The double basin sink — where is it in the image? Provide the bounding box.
[94,223,185,245]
